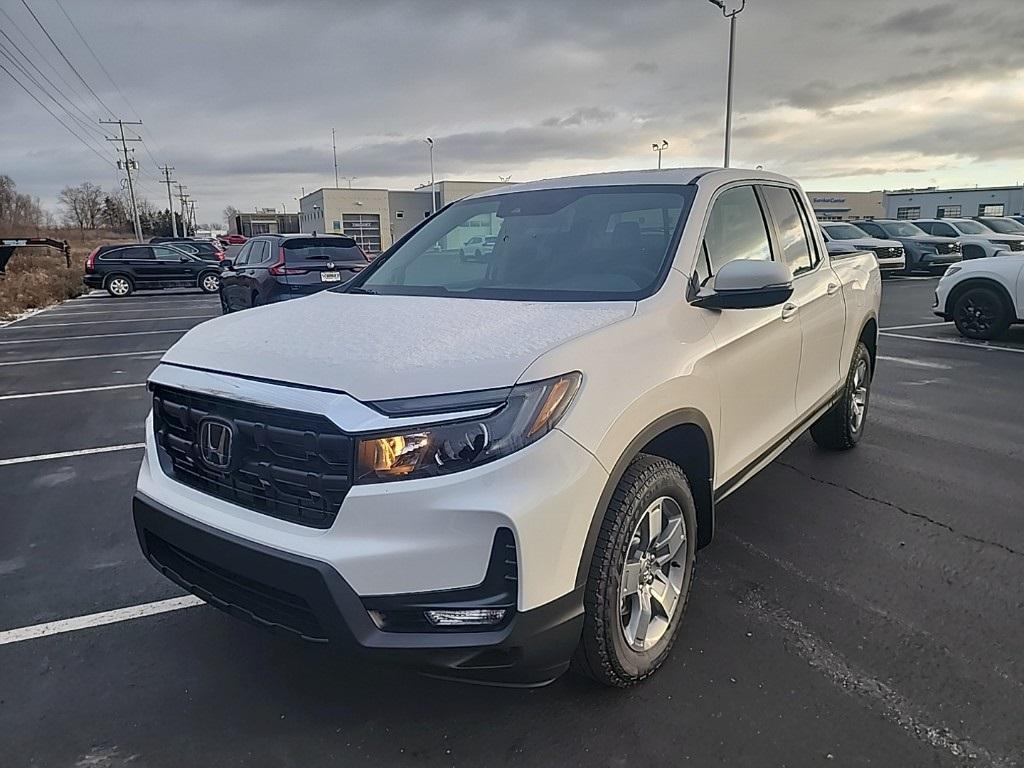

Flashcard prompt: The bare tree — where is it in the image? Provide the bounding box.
[58,182,104,235]
[223,205,240,232]
[0,174,46,235]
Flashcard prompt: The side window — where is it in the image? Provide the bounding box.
[152,246,186,260]
[702,185,772,277]
[858,222,884,238]
[915,221,934,234]
[118,246,153,260]
[251,241,270,264]
[234,242,252,266]
[933,222,957,238]
[761,186,814,275]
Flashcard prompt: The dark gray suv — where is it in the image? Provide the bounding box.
[219,234,369,313]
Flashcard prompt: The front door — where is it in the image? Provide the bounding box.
[695,184,802,486]
[151,246,199,284]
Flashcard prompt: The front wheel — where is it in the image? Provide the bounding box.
[811,341,871,450]
[199,272,220,293]
[573,455,697,687]
[952,287,1010,340]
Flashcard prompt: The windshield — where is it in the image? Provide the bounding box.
[823,223,869,240]
[952,220,993,235]
[349,184,696,301]
[880,221,927,237]
[980,218,1024,234]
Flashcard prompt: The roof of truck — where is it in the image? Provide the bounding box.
[463,167,799,199]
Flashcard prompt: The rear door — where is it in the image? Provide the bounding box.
[280,237,368,296]
[760,184,847,415]
[117,245,158,284]
[222,241,252,309]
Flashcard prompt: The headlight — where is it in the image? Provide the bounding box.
[943,265,962,277]
[355,372,582,483]
[952,241,962,252]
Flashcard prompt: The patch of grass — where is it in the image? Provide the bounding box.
[0,232,134,320]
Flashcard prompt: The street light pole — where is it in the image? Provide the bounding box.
[425,137,435,214]
[332,128,339,188]
[707,0,745,168]
[652,140,669,169]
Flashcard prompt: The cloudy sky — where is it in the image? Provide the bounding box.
[1,0,1022,224]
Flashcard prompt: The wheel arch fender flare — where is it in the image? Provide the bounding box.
[574,408,715,589]
[944,277,1016,319]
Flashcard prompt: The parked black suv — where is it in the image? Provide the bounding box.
[850,219,961,274]
[149,237,226,262]
[84,243,222,297]
[219,234,368,313]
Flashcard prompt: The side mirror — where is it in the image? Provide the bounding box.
[179,256,190,263]
[220,259,233,271]
[693,259,793,310]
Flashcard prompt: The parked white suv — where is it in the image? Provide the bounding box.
[914,218,1024,259]
[934,255,1024,339]
[134,168,881,687]
[819,222,906,272]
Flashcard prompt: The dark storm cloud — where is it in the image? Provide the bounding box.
[1,0,1022,218]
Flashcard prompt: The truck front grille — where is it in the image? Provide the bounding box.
[152,384,353,529]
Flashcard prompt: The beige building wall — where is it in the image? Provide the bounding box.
[299,188,393,253]
[806,191,885,221]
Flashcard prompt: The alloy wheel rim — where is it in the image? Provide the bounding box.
[110,278,129,295]
[203,275,219,291]
[620,496,686,652]
[957,296,995,334]
[850,358,869,433]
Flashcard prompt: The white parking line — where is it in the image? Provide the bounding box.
[880,322,948,331]
[0,329,190,345]
[877,355,951,370]
[0,383,145,401]
[20,307,214,318]
[3,314,214,330]
[0,596,204,646]
[881,331,1024,354]
[0,350,167,367]
[0,443,145,467]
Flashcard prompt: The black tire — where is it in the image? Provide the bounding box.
[251,291,261,308]
[104,274,133,298]
[962,245,985,261]
[220,293,231,315]
[811,341,871,450]
[952,286,1011,340]
[199,272,220,293]
[573,454,697,687]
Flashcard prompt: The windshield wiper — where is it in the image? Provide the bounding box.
[345,286,378,294]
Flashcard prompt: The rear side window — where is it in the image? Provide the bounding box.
[234,242,253,266]
[152,246,188,260]
[100,246,152,260]
[699,185,772,280]
[857,221,885,238]
[933,222,959,237]
[761,185,816,275]
[249,241,269,264]
[284,237,364,262]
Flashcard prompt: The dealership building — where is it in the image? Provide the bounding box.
[806,191,886,221]
[298,180,511,255]
[883,185,1024,220]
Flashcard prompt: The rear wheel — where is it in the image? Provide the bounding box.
[811,341,871,450]
[251,291,261,308]
[573,455,697,687]
[952,286,1011,340]
[105,274,133,298]
[199,272,220,293]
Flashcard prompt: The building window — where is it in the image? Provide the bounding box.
[333,220,341,231]
[979,203,1005,216]
[896,207,920,220]
[936,205,960,218]
[395,210,404,219]
[342,212,382,254]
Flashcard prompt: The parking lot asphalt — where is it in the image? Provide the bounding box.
[1,277,1022,767]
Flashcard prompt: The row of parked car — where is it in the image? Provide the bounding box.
[819,215,1024,275]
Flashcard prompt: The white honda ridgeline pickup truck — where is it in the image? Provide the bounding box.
[134,168,881,687]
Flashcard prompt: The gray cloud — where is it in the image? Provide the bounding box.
[872,3,958,35]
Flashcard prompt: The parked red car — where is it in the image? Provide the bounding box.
[219,234,248,245]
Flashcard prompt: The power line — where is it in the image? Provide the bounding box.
[0,6,97,122]
[50,0,165,169]
[19,0,115,116]
[0,26,102,135]
[0,59,112,167]
[0,39,109,149]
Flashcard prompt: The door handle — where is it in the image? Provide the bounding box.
[827,282,840,295]
[781,302,798,320]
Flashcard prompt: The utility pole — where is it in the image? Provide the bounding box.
[102,119,144,242]
[332,128,339,188]
[158,165,178,237]
[175,183,189,236]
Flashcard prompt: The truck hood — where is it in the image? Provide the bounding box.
[161,291,635,401]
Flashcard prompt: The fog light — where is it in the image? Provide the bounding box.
[424,608,507,627]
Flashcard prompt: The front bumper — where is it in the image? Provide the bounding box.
[917,252,961,268]
[134,492,584,685]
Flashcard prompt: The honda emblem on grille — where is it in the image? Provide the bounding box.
[198,418,233,470]
[326,261,335,269]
